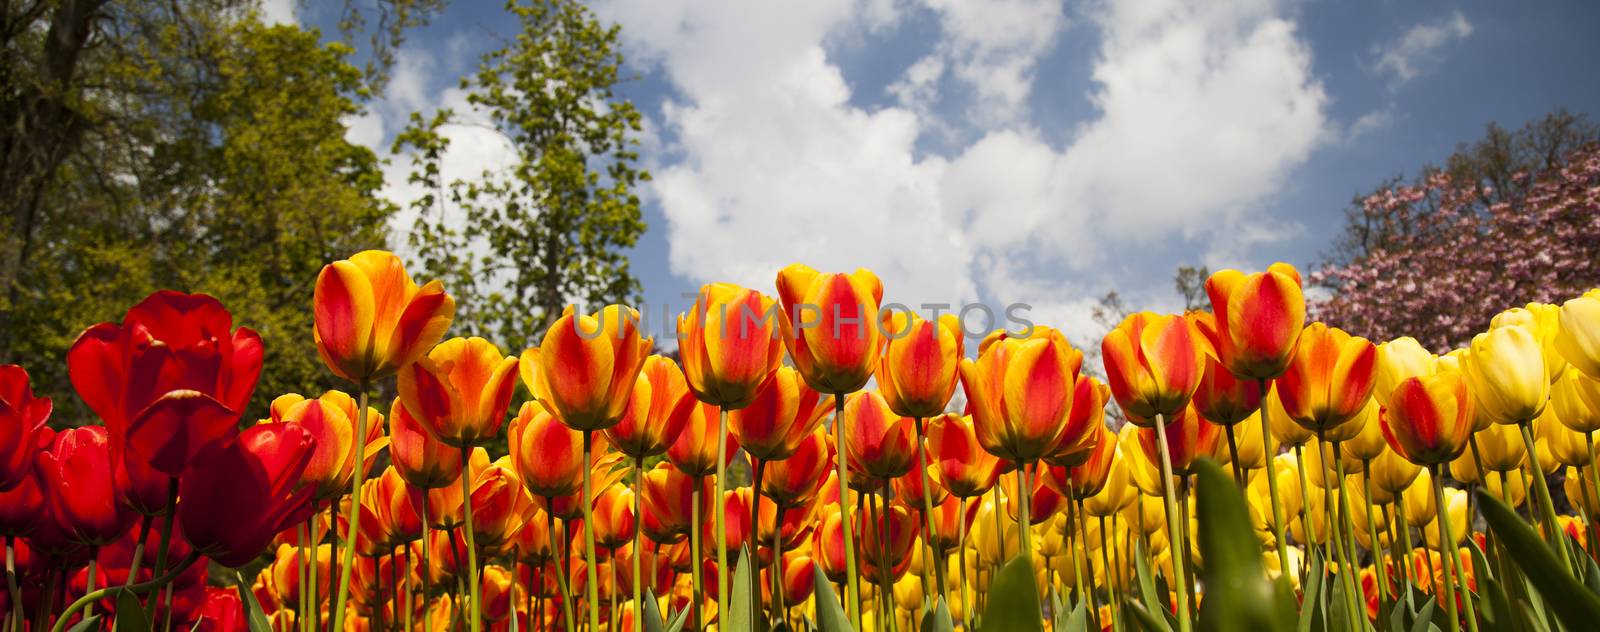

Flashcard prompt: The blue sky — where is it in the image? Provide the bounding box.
[279,0,1600,346]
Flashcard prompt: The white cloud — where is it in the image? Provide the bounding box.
[1373,10,1473,84]
[258,0,296,25]
[581,0,1328,323]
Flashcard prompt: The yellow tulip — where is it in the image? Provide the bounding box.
[1216,410,1280,470]
[1368,446,1422,497]
[1422,486,1468,549]
[1492,304,1568,382]
[1474,422,1528,472]
[1556,289,1600,380]
[1485,468,1529,509]
[1341,399,1387,463]
[1465,325,1550,425]
[1288,483,1330,545]
[1120,423,1166,497]
[1537,407,1595,468]
[1399,467,1437,529]
[1564,466,1600,514]
[1552,366,1600,433]
[1347,476,1392,551]
[1375,337,1437,411]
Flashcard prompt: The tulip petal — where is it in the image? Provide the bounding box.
[127,390,240,476]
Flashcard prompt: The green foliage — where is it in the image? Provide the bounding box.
[1,4,392,421]
[813,565,853,632]
[396,0,648,352]
[1477,489,1600,631]
[1192,459,1297,632]
[981,554,1045,632]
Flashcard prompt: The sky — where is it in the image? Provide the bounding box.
[274,0,1600,348]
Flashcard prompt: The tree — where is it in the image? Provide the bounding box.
[397,0,648,352]
[1174,265,1211,312]
[1310,142,1600,352]
[1,3,398,420]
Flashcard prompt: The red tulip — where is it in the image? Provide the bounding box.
[0,364,50,491]
[192,586,247,632]
[842,391,916,481]
[857,503,918,584]
[180,423,318,567]
[0,466,46,537]
[36,426,132,545]
[68,291,263,476]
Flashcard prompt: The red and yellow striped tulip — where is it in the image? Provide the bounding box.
[1203,263,1305,380]
[606,355,692,458]
[521,305,652,432]
[665,398,737,479]
[1136,404,1223,476]
[925,413,1004,499]
[876,311,964,419]
[677,283,785,409]
[313,250,455,383]
[1102,313,1205,423]
[842,391,917,481]
[762,429,834,508]
[1045,374,1109,467]
[640,462,707,544]
[729,366,834,462]
[387,397,461,489]
[775,264,885,394]
[1275,323,1377,434]
[1378,371,1474,466]
[1189,311,1263,426]
[960,326,1083,461]
[263,391,388,500]
[509,402,600,501]
[398,336,519,448]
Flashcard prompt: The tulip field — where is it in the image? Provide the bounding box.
[6,251,1600,632]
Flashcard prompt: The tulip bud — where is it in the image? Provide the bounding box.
[1204,263,1306,380]
[36,426,132,545]
[521,305,652,432]
[775,265,885,395]
[1368,446,1422,496]
[388,398,461,490]
[313,250,455,383]
[677,283,785,409]
[858,504,919,585]
[591,483,636,550]
[1422,487,1468,549]
[877,312,964,418]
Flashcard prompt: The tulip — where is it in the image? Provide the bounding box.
[1493,304,1568,381]
[181,423,317,567]
[313,250,455,383]
[607,355,692,459]
[1340,399,1387,464]
[1276,323,1377,435]
[1380,372,1474,466]
[677,283,785,409]
[1103,313,1205,423]
[877,312,964,419]
[387,398,461,490]
[858,504,918,586]
[1136,405,1222,478]
[396,337,518,449]
[1557,290,1600,380]
[762,429,833,509]
[354,467,421,557]
[0,365,50,492]
[640,463,706,544]
[68,291,262,477]
[263,391,388,501]
[591,484,637,551]
[1204,263,1305,380]
[729,367,834,462]
[1552,366,1600,433]
[842,391,916,481]
[35,426,131,546]
[1189,311,1264,427]
[925,414,1004,499]
[1375,337,1437,411]
[1466,324,1550,425]
[465,459,534,551]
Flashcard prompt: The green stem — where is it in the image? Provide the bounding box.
[420,496,432,632]
[582,432,601,632]
[715,409,730,624]
[1328,441,1363,626]
[1152,411,1192,632]
[1018,462,1033,558]
[915,417,946,601]
[1519,420,1574,572]
[832,396,861,630]
[633,456,645,632]
[752,459,767,632]
[1076,497,1099,630]
[1293,444,1313,585]
[1067,488,1085,607]
[50,552,200,632]
[958,496,971,630]
[331,382,372,632]
[1360,466,1389,606]
[461,445,482,632]
[690,484,703,632]
[545,507,576,632]
[6,537,22,632]
[1586,433,1600,561]
[1432,465,1466,632]
[1224,423,1245,487]
[1260,379,1291,579]
[143,478,178,622]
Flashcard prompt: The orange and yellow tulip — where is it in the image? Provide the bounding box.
[1275,323,1377,434]
[1102,312,1205,423]
[1189,311,1264,426]
[640,462,707,544]
[843,391,917,481]
[876,311,964,418]
[314,250,455,383]
[263,391,388,500]
[397,336,519,448]
[729,366,834,461]
[960,326,1083,462]
[775,264,885,394]
[387,398,461,489]
[1137,404,1223,476]
[677,283,785,409]
[521,305,652,432]
[509,402,604,502]
[665,398,736,479]
[925,413,1004,499]
[762,429,834,508]
[606,355,692,458]
[1203,263,1305,380]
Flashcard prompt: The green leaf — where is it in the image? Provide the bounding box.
[1192,459,1295,632]
[812,565,853,632]
[1477,489,1600,631]
[663,599,693,632]
[1124,599,1169,632]
[1133,539,1174,632]
[919,598,954,632]
[1062,599,1087,632]
[112,589,150,632]
[1298,551,1327,632]
[1410,596,1438,632]
[980,554,1045,632]
[642,588,666,632]
[66,614,103,632]
[1327,566,1350,632]
[727,547,758,632]
[235,570,271,632]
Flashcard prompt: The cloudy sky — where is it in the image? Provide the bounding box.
[282,0,1599,346]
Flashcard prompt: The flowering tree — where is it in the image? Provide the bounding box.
[1310,142,1600,352]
